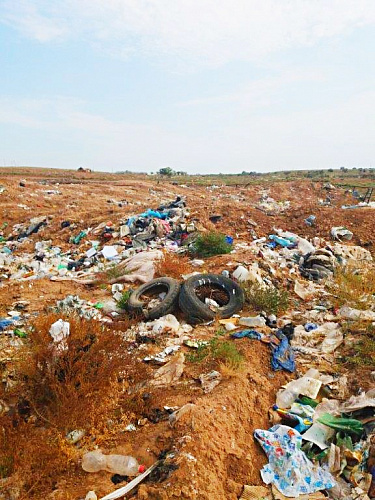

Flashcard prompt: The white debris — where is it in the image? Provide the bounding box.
[49,319,70,343]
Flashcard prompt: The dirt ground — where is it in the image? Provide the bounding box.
[0,168,374,499]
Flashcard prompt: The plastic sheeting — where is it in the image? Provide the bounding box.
[271,334,296,373]
[254,425,335,497]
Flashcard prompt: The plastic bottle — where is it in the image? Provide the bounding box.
[105,454,143,475]
[82,450,145,476]
[276,369,322,408]
[276,387,300,409]
[239,315,266,327]
[82,451,107,472]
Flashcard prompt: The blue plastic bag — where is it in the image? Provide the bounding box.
[0,318,13,331]
[231,330,261,340]
[271,333,296,372]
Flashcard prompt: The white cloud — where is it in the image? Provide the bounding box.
[1,90,374,172]
[2,0,375,65]
[179,69,326,108]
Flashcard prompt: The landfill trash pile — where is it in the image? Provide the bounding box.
[0,169,375,500]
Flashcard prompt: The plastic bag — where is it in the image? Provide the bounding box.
[254,424,335,497]
[271,334,296,372]
[317,413,364,435]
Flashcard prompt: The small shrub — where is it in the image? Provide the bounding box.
[188,329,244,369]
[12,313,126,431]
[192,232,232,258]
[117,290,132,310]
[327,268,375,310]
[154,252,192,278]
[0,314,142,497]
[339,322,375,367]
[242,282,289,315]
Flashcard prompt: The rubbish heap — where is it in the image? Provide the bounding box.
[1,178,375,500]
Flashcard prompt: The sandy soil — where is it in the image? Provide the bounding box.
[0,168,374,499]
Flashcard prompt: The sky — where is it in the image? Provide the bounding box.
[1,1,375,174]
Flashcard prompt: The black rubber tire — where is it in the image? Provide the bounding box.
[128,277,181,320]
[179,273,244,324]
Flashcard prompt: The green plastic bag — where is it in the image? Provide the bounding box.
[317,413,363,435]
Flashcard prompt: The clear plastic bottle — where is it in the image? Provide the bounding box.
[276,388,300,409]
[82,451,107,472]
[105,454,142,475]
[82,451,145,476]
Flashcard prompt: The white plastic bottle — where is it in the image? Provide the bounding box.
[276,369,322,408]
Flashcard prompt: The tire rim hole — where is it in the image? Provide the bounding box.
[140,284,169,309]
[195,284,230,307]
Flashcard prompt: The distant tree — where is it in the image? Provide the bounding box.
[158,167,174,176]
[176,171,187,176]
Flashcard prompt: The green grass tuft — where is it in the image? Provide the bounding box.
[188,329,244,369]
[191,231,232,258]
[242,282,289,315]
[117,290,132,310]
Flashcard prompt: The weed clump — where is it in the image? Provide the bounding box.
[242,282,289,315]
[339,322,375,367]
[327,268,375,310]
[11,313,126,430]
[0,314,138,497]
[117,289,132,310]
[188,329,244,369]
[191,232,232,258]
[154,252,192,278]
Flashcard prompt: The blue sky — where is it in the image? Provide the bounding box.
[1,1,375,173]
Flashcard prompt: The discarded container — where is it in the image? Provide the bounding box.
[49,319,70,343]
[331,226,353,241]
[239,315,266,327]
[276,370,322,408]
[82,450,145,476]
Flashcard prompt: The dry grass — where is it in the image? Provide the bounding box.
[13,313,126,431]
[328,267,375,310]
[154,251,192,279]
[0,314,141,497]
[0,420,77,495]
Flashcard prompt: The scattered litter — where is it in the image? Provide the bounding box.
[49,319,70,343]
[199,370,222,393]
[150,352,185,387]
[331,226,353,241]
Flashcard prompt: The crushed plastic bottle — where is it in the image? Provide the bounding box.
[239,315,266,327]
[82,450,145,476]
